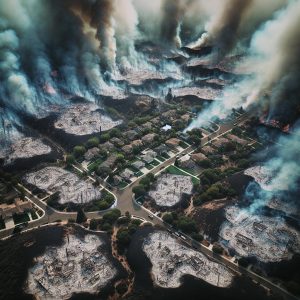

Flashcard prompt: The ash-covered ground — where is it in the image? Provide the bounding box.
[112,68,182,86]
[54,103,122,136]
[25,233,117,299]
[244,166,278,192]
[148,174,193,207]
[172,86,222,101]
[24,167,101,205]
[0,136,52,166]
[143,231,234,288]
[220,206,300,263]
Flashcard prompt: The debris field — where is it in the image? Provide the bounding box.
[24,167,101,204]
[25,233,117,299]
[148,174,193,207]
[54,103,122,136]
[143,231,234,288]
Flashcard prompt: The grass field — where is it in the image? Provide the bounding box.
[156,155,166,162]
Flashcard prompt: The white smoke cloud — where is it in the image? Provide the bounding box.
[187,0,300,130]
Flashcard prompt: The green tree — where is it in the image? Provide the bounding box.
[132,185,146,198]
[116,228,131,246]
[212,243,224,254]
[102,209,121,224]
[87,137,99,148]
[100,133,110,142]
[238,257,250,268]
[66,154,75,166]
[177,216,197,234]
[116,154,125,164]
[76,207,87,223]
[96,165,112,178]
[163,213,174,224]
[110,128,121,138]
[90,219,98,230]
[73,146,86,158]
[191,232,203,242]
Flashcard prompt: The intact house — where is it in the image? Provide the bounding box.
[0,198,32,222]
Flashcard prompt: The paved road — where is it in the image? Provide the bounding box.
[3,112,297,299]
[0,114,247,238]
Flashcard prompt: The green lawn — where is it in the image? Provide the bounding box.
[156,155,166,162]
[145,164,154,170]
[13,212,30,225]
[166,165,200,185]
[30,210,38,220]
[162,153,171,159]
[87,158,103,172]
[179,141,189,149]
[152,159,160,166]
[135,171,144,177]
[118,181,128,189]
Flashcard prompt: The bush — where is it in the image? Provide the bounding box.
[212,243,224,254]
[197,159,212,168]
[100,133,110,142]
[116,228,131,247]
[102,209,121,224]
[87,137,99,148]
[90,219,98,230]
[191,232,203,242]
[163,213,173,224]
[101,222,113,232]
[110,128,121,138]
[76,207,87,224]
[66,154,75,165]
[73,146,86,158]
[132,185,146,198]
[177,216,197,234]
[238,257,250,268]
[96,165,112,178]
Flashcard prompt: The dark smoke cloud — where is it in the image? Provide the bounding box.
[69,0,116,69]
[188,1,300,130]
[212,0,253,60]
[160,0,184,47]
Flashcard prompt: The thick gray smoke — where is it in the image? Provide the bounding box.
[245,121,300,217]
[187,0,300,130]
[0,1,36,114]
[188,0,288,58]
[190,0,252,58]
[160,0,188,47]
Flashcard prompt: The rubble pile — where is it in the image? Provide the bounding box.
[113,69,182,85]
[0,137,51,166]
[172,87,222,100]
[143,231,234,288]
[100,86,128,100]
[148,174,193,207]
[24,167,101,204]
[25,234,117,299]
[267,198,299,216]
[54,103,122,136]
[244,166,276,191]
[220,206,300,262]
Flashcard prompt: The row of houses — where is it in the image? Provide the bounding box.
[0,198,32,220]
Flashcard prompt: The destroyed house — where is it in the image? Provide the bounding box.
[235,233,253,246]
[253,222,267,232]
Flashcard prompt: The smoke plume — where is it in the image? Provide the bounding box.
[187,0,300,130]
